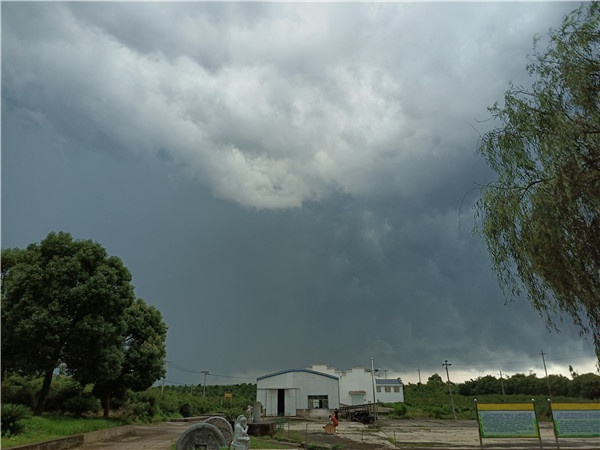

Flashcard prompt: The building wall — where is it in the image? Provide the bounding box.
[341,367,374,405]
[310,364,404,405]
[256,369,339,417]
[256,365,404,418]
[376,379,405,403]
[311,364,378,406]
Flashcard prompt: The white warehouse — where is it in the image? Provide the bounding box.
[256,368,340,418]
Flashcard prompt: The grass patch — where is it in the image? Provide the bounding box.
[0,415,129,448]
[250,435,295,448]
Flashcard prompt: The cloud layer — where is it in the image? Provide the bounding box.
[3,2,569,209]
[3,2,596,384]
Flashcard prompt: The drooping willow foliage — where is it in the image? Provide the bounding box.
[475,2,600,360]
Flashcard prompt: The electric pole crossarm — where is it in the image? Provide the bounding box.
[442,360,457,420]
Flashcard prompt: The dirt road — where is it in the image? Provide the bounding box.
[78,418,600,450]
[80,421,188,449]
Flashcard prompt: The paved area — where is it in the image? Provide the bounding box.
[78,418,600,449]
[282,419,600,449]
[80,421,187,449]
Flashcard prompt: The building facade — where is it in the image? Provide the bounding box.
[256,364,404,417]
[376,378,404,403]
[256,369,340,418]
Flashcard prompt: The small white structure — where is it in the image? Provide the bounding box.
[376,378,404,403]
[256,369,339,418]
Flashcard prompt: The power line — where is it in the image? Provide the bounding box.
[166,361,255,381]
[448,351,595,368]
[166,361,207,374]
[210,373,256,381]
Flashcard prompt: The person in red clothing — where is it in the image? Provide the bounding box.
[331,413,339,433]
[323,414,339,434]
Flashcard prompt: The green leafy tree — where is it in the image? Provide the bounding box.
[504,373,545,396]
[425,373,445,389]
[1,232,135,415]
[475,2,600,359]
[473,375,502,396]
[569,372,600,399]
[93,298,168,417]
[547,374,571,396]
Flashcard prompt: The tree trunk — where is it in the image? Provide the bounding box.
[34,367,54,415]
[102,395,111,418]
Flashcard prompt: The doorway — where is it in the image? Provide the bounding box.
[277,389,285,416]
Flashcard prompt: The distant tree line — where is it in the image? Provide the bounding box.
[392,372,600,421]
[456,372,600,398]
[2,369,598,426]
[1,374,257,423]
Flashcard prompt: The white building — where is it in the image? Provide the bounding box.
[256,368,340,418]
[256,364,404,417]
[376,378,404,403]
[310,364,404,405]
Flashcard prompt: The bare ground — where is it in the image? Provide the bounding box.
[78,418,600,450]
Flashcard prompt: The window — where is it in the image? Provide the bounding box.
[393,386,400,392]
[376,386,381,392]
[308,395,329,409]
[385,387,391,393]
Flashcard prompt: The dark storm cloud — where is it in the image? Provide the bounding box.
[2,1,596,385]
[3,1,566,208]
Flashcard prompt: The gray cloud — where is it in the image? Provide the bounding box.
[3,2,572,209]
[2,1,596,385]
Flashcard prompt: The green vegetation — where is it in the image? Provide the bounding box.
[384,372,600,421]
[475,1,600,358]
[1,232,168,417]
[1,403,32,438]
[1,416,129,448]
[2,370,599,447]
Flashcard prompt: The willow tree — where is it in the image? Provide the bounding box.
[475,2,600,359]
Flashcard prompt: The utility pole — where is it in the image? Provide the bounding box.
[499,370,506,400]
[417,368,422,388]
[442,360,457,420]
[540,350,552,399]
[369,357,379,423]
[201,370,209,397]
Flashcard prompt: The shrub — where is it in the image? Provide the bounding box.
[1,403,32,437]
[0,374,40,409]
[179,402,192,417]
[222,407,245,423]
[63,394,101,417]
[45,376,84,413]
[392,403,407,417]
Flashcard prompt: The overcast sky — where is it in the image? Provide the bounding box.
[2,1,597,387]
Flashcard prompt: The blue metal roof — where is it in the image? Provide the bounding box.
[376,379,403,385]
[257,368,339,381]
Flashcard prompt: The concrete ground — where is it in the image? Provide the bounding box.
[78,418,600,450]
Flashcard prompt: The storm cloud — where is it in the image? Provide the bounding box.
[2,1,596,386]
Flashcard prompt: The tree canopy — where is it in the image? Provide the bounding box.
[475,2,600,359]
[93,298,168,417]
[1,232,166,415]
